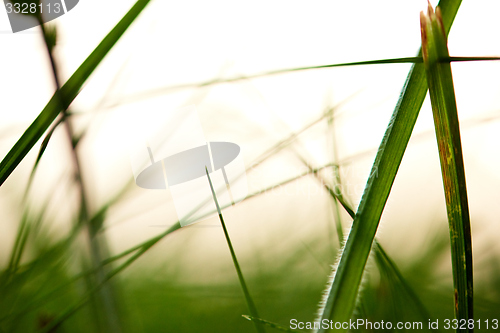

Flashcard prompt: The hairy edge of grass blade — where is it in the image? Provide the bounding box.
[296,157,432,325]
[421,4,473,327]
[315,1,462,331]
[0,0,152,186]
[205,167,266,333]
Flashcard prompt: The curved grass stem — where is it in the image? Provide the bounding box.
[205,167,266,333]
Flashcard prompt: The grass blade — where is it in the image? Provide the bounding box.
[205,167,266,333]
[315,1,462,331]
[297,156,432,324]
[115,56,500,105]
[0,0,152,187]
[421,4,473,326]
[372,241,434,323]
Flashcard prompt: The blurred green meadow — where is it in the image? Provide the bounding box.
[2,213,500,332]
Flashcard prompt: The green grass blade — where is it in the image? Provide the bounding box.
[0,0,152,187]
[372,241,434,323]
[421,4,473,326]
[119,56,500,105]
[205,167,266,333]
[6,211,30,274]
[315,1,462,331]
[300,159,432,324]
[23,116,65,198]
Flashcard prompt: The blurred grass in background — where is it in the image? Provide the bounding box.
[2,215,500,332]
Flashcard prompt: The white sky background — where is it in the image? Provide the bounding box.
[1,0,500,269]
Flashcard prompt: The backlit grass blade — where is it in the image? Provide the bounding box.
[298,157,432,324]
[0,0,152,187]
[421,4,473,326]
[22,116,65,200]
[205,167,266,333]
[315,1,462,331]
[116,56,500,105]
[372,242,433,322]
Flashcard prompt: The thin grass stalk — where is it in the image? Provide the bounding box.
[326,107,347,248]
[420,4,473,326]
[372,242,433,322]
[330,175,344,246]
[37,18,122,333]
[205,167,266,333]
[114,56,500,106]
[5,210,30,277]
